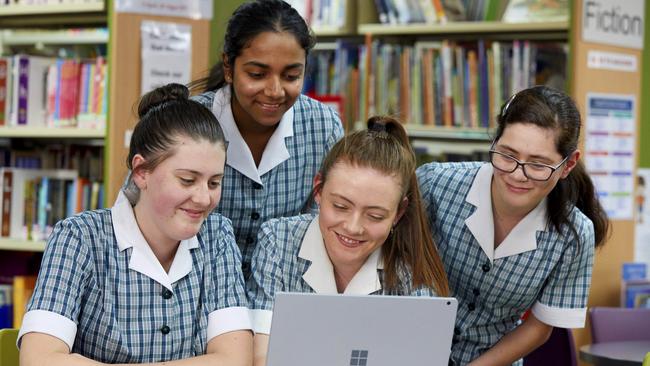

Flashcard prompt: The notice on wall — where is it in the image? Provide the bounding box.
[115,0,212,19]
[584,93,636,220]
[582,0,645,49]
[140,21,191,96]
[587,50,638,72]
[635,168,650,271]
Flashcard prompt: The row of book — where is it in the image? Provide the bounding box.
[285,0,348,28]
[304,39,567,128]
[0,0,102,6]
[372,0,447,24]
[0,55,108,129]
[0,276,35,329]
[0,168,104,241]
[0,144,103,181]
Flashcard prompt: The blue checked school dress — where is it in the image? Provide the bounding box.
[417,162,595,366]
[246,213,437,334]
[18,191,252,363]
[193,88,344,278]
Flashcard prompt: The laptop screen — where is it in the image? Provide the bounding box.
[266,293,458,366]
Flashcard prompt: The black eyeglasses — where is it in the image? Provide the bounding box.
[489,150,571,181]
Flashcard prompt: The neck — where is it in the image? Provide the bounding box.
[133,204,179,272]
[332,263,362,293]
[490,178,529,247]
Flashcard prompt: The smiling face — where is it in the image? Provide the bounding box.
[314,161,405,273]
[225,31,306,133]
[132,135,226,248]
[491,122,578,216]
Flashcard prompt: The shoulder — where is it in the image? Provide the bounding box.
[197,212,236,251]
[564,206,596,246]
[190,90,216,109]
[259,214,315,249]
[46,209,112,253]
[55,209,112,237]
[416,161,483,193]
[293,94,342,130]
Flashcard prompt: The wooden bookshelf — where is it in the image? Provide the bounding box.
[404,125,493,141]
[311,25,356,37]
[0,127,105,139]
[358,21,568,38]
[0,28,108,46]
[0,238,46,252]
[0,2,104,16]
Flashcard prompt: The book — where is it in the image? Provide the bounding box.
[502,0,569,23]
[0,57,9,126]
[621,280,650,308]
[622,262,647,281]
[12,55,57,126]
[0,168,78,240]
[12,275,36,328]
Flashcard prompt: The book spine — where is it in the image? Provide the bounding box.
[17,56,29,125]
[0,58,7,126]
[1,170,12,237]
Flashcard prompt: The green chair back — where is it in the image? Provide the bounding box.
[643,352,650,366]
[0,329,19,366]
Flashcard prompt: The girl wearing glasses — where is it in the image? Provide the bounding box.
[417,85,609,366]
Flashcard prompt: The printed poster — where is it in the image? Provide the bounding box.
[115,0,212,19]
[584,93,636,220]
[140,21,192,96]
[635,168,650,271]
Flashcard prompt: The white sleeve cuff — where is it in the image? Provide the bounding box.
[531,301,587,328]
[250,309,273,335]
[17,310,77,351]
[207,306,252,342]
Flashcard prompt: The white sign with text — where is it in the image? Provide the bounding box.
[140,21,192,95]
[582,0,645,49]
[115,0,212,19]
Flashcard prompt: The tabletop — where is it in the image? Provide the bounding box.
[579,341,650,366]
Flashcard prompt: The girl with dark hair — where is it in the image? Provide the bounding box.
[247,116,450,366]
[19,84,253,366]
[417,85,609,365]
[191,0,344,277]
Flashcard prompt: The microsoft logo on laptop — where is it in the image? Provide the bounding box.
[350,350,369,365]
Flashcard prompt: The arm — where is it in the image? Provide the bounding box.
[247,221,286,365]
[20,331,252,366]
[467,313,552,366]
[253,334,270,366]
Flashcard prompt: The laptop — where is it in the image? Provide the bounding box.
[266,292,458,366]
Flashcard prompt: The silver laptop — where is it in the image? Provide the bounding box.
[266,292,458,366]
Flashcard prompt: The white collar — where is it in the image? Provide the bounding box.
[111,191,199,291]
[298,215,384,294]
[465,164,548,262]
[211,86,294,184]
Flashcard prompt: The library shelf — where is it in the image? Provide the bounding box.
[0,127,105,139]
[0,238,45,252]
[357,21,568,38]
[0,3,104,16]
[312,25,356,37]
[404,125,493,141]
[0,28,108,46]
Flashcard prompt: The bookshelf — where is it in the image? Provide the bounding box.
[0,127,105,139]
[357,20,568,38]
[0,28,108,48]
[0,4,109,253]
[0,2,104,16]
[0,238,45,252]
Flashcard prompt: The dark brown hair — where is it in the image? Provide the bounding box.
[494,85,609,247]
[315,116,449,295]
[190,0,315,93]
[124,83,226,203]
